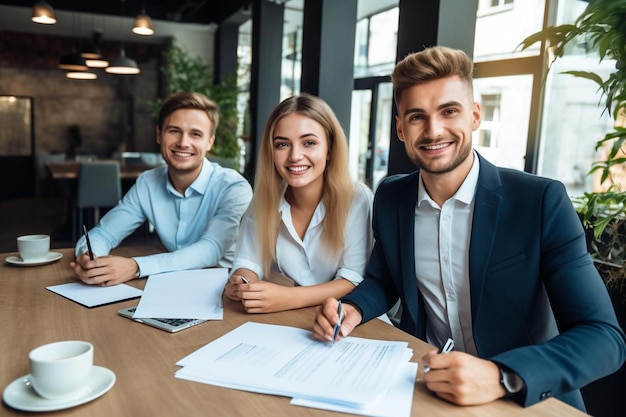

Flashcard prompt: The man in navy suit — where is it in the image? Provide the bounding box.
[312,46,626,410]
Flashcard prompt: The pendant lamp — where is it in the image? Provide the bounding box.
[59,51,87,71]
[67,72,97,80]
[32,1,56,25]
[106,0,140,75]
[132,9,154,36]
[81,31,109,68]
[106,49,140,74]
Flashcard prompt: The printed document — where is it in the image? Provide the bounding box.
[175,322,417,415]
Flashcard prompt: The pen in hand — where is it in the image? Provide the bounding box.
[332,301,345,344]
[423,337,454,373]
[83,225,94,261]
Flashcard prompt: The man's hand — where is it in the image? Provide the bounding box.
[312,298,362,342]
[421,350,507,405]
[69,253,139,286]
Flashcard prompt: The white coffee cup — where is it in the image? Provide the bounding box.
[29,340,94,400]
[17,234,50,262]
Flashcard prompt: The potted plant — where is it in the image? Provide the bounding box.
[520,0,626,287]
[152,43,242,170]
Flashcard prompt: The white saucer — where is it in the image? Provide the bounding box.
[5,252,63,266]
[2,366,115,412]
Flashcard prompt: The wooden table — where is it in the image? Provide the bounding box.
[46,161,154,180]
[0,247,587,416]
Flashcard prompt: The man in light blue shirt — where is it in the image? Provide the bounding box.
[70,92,252,285]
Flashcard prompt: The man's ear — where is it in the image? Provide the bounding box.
[395,115,405,142]
[155,126,161,144]
[206,135,216,152]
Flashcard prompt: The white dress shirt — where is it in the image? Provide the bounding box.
[414,153,480,355]
[75,159,252,276]
[231,182,374,286]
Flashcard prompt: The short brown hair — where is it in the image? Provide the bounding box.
[391,46,474,105]
[157,92,220,137]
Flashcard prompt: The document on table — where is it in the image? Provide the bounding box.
[132,268,228,320]
[46,282,143,308]
[175,322,417,416]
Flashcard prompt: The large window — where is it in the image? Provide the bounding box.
[474,0,614,197]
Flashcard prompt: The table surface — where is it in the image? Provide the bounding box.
[0,247,587,417]
[46,162,154,180]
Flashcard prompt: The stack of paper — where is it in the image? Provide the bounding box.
[175,322,417,417]
[132,268,228,320]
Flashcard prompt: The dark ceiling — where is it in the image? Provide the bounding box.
[2,0,249,25]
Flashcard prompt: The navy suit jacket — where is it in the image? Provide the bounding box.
[343,154,626,410]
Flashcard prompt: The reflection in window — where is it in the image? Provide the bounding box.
[536,0,615,196]
[474,0,543,62]
[349,90,372,185]
[473,76,531,170]
[353,6,398,78]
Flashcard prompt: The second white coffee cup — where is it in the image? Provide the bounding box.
[29,340,94,400]
[17,234,50,262]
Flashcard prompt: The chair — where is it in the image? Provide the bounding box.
[72,161,122,242]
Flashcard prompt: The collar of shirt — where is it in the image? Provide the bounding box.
[164,158,212,197]
[417,150,481,208]
[278,189,326,244]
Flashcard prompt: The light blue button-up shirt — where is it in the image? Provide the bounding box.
[75,159,252,277]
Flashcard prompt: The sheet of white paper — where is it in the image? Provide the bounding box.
[46,282,143,308]
[175,322,413,407]
[132,268,228,320]
[290,362,417,417]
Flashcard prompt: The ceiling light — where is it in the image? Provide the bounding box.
[66,72,97,80]
[132,9,154,36]
[58,52,87,71]
[105,49,140,74]
[86,58,109,68]
[80,31,108,68]
[108,1,140,74]
[32,1,56,25]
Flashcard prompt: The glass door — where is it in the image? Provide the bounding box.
[350,77,393,189]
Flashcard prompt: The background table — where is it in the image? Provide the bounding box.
[0,247,587,416]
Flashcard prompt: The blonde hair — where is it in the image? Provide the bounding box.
[252,93,354,277]
[391,46,475,106]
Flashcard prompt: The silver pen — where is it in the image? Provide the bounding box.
[423,337,454,373]
[332,301,345,344]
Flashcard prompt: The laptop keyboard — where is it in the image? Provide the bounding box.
[127,307,194,325]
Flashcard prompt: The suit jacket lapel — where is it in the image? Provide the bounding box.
[398,172,423,335]
[469,155,503,321]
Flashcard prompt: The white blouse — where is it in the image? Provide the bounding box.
[231,182,374,286]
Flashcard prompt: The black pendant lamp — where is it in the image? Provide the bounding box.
[106,48,140,74]
[106,0,140,75]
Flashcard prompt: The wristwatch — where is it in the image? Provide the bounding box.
[499,366,524,396]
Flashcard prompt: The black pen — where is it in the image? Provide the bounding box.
[83,225,94,261]
[424,338,454,373]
